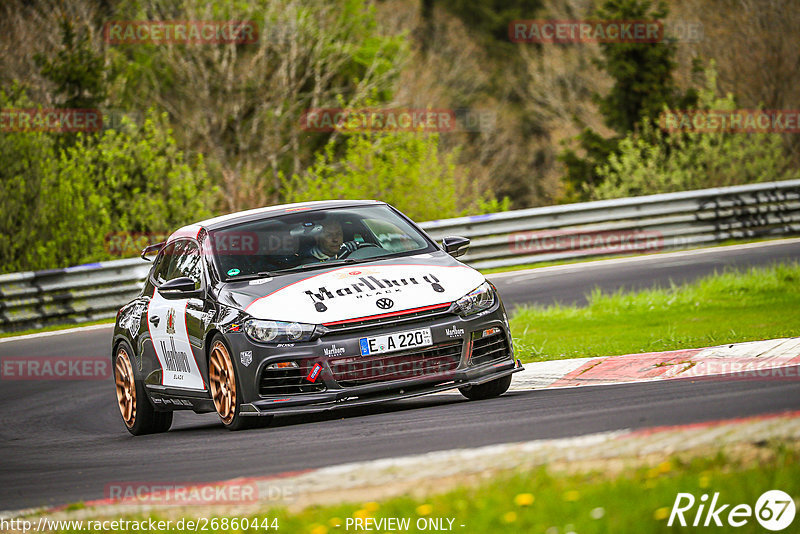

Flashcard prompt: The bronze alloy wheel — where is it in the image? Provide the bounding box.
[114,348,137,428]
[209,340,237,425]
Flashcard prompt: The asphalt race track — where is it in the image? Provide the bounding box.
[1,240,799,511]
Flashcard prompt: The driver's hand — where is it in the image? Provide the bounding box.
[338,241,359,256]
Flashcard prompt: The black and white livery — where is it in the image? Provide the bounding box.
[112,200,522,433]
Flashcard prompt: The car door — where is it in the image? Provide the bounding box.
[146,239,208,392]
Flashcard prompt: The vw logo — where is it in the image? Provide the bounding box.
[376,298,394,310]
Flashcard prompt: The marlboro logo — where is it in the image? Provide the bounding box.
[166,308,176,335]
[303,274,444,311]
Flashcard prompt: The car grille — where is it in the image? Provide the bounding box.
[322,304,452,336]
[328,340,463,387]
[470,331,510,366]
[258,360,326,396]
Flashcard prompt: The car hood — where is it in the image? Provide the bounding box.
[218,256,485,324]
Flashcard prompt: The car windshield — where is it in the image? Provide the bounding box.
[209,205,435,280]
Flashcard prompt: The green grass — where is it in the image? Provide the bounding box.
[510,262,800,362]
[0,317,114,339]
[50,441,800,533]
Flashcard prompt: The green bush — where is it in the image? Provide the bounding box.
[283,128,507,221]
[592,68,798,199]
[0,92,215,273]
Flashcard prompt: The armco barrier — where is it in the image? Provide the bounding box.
[1,180,799,332]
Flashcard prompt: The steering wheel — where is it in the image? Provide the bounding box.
[337,241,381,259]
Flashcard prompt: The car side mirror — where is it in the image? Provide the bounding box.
[442,236,470,258]
[159,277,202,299]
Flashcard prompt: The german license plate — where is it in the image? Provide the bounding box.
[359,328,433,356]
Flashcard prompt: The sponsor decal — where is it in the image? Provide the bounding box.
[482,327,501,338]
[324,345,346,357]
[306,363,323,382]
[166,308,176,335]
[276,343,295,348]
[149,294,205,390]
[249,277,272,285]
[119,305,144,335]
[666,490,795,530]
[227,268,241,276]
[376,298,394,310]
[446,326,465,338]
[159,338,191,373]
[228,324,241,333]
[304,274,444,311]
[240,351,253,367]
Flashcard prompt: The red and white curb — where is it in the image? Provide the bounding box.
[509,337,800,391]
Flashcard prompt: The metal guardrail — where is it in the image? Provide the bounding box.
[2,180,799,333]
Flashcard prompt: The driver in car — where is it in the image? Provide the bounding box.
[308,219,359,261]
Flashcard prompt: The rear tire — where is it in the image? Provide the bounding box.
[114,341,173,435]
[459,374,512,401]
[209,334,272,431]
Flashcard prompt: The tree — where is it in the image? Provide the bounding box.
[112,0,407,211]
[34,17,107,110]
[0,88,215,273]
[283,127,506,221]
[559,0,696,200]
[592,67,798,199]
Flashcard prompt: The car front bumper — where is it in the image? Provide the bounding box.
[225,301,522,416]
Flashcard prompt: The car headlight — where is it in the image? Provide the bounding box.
[243,319,317,343]
[455,281,496,317]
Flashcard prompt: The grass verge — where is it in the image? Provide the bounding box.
[49,440,800,533]
[0,318,114,339]
[510,262,800,362]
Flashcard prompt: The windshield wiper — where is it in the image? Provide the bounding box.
[225,258,370,281]
[224,271,277,282]
[269,258,361,275]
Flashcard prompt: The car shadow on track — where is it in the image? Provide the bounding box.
[166,393,472,434]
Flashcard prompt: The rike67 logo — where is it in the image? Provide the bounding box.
[667,490,795,531]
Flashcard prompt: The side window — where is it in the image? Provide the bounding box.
[172,241,202,289]
[152,243,177,285]
[151,240,203,289]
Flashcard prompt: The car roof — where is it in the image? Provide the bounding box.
[166,199,385,243]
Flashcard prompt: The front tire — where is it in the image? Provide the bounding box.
[459,374,512,401]
[114,341,173,435]
[209,335,270,431]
